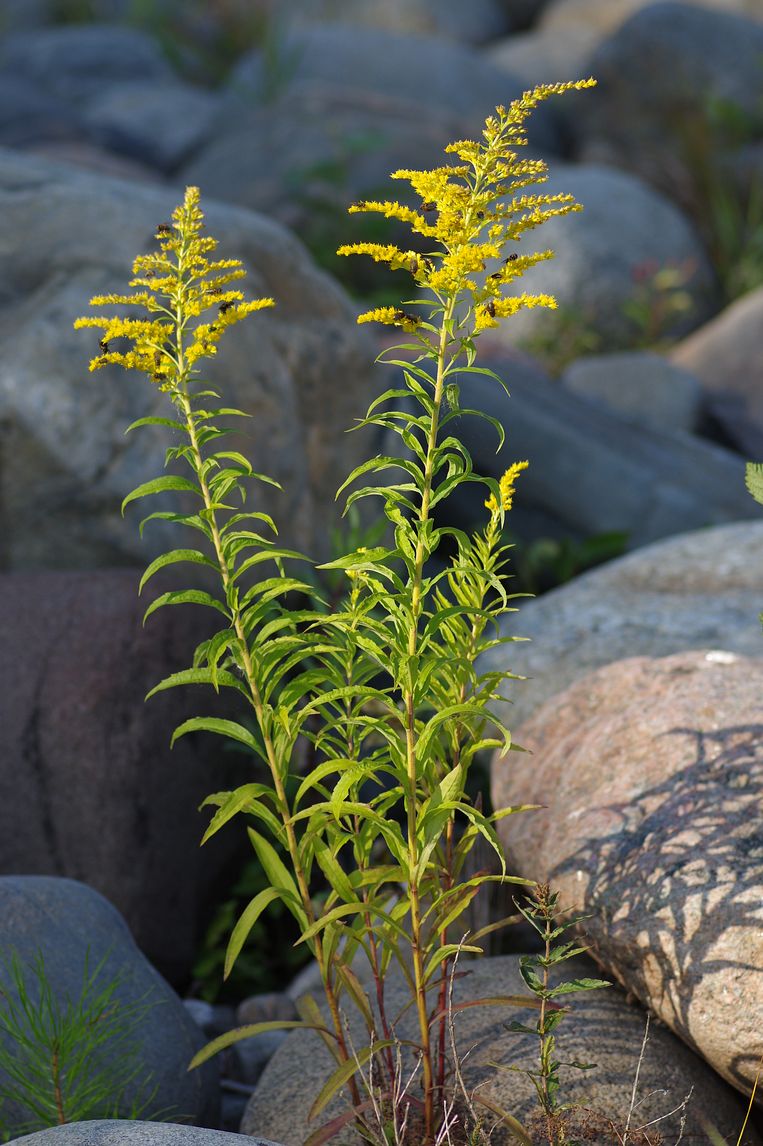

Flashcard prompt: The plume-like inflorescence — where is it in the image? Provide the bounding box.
[338,79,596,337]
[74,186,274,388]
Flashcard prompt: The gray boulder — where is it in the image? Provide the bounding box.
[242,953,756,1145]
[450,355,754,549]
[0,146,380,570]
[182,22,562,242]
[0,25,172,108]
[82,81,223,174]
[489,163,714,354]
[493,651,763,1103]
[573,3,763,194]
[671,286,763,457]
[0,878,219,1135]
[540,0,763,36]
[561,350,703,433]
[10,1123,280,1146]
[283,0,511,42]
[0,76,81,149]
[485,25,599,88]
[224,22,561,151]
[476,519,763,732]
[0,568,252,983]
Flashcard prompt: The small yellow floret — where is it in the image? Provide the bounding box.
[485,460,529,514]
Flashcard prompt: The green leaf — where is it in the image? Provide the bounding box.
[309,1041,394,1121]
[143,589,230,624]
[423,943,482,982]
[124,415,185,434]
[188,1020,332,1070]
[247,827,307,927]
[146,667,248,701]
[746,461,763,506]
[138,548,217,593]
[547,977,611,998]
[472,1094,532,1145]
[224,886,282,978]
[200,783,277,845]
[313,838,355,904]
[170,716,260,752]
[121,475,201,516]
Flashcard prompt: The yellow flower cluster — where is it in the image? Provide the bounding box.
[74,186,274,391]
[485,460,530,515]
[338,79,596,341]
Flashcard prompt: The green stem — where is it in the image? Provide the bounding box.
[170,235,359,1105]
[403,298,456,1143]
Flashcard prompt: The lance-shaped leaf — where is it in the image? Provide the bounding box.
[121,475,202,516]
[189,1019,334,1070]
[309,1040,395,1121]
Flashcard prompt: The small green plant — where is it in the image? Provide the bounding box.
[75,78,596,1145]
[501,885,610,1146]
[522,259,697,376]
[0,948,163,1140]
[745,463,763,629]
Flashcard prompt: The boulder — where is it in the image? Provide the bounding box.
[242,953,757,1145]
[485,26,599,89]
[671,286,763,457]
[0,76,81,149]
[0,146,380,570]
[283,0,512,42]
[82,81,223,174]
[0,878,219,1135]
[476,519,763,731]
[560,350,703,433]
[449,356,755,550]
[572,3,763,195]
[0,568,254,983]
[182,23,562,246]
[487,163,714,353]
[11,1124,280,1146]
[540,0,763,37]
[492,650,763,1101]
[223,22,561,150]
[0,25,172,108]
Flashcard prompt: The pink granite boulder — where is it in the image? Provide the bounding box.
[492,649,763,1102]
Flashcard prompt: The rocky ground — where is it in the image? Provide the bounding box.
[1,0,762,1143]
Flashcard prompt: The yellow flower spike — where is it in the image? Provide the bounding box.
[341,81,596,337]
[74,186,275,388]
[485,460,530,514]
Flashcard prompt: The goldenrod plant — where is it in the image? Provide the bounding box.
[76,79,596,1145]
[0,949,162,1140]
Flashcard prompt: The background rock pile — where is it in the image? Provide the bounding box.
[0,0,761,1142]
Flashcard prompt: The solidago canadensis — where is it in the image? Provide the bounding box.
[76,79,595,1146]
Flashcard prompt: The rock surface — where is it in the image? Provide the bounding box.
[0,146,379,570]
[242,953,757,1145]
[451,358,754,549]
[224,22,560,150]
[0,568,252,983]
[574,3,763,194]
[561,350,703,433]
[284,0,512,42]
[183,21,561,241]
[0,25,172,108]
[485,25,599,88]
[0,878,219,1134]
[671,286,763,457]
[477,519,763,731]
[540,0,763,36]
[81,80,222,173]
[490,164,714,353]
[492,650,763,1100]
[11,1124,280,1146]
